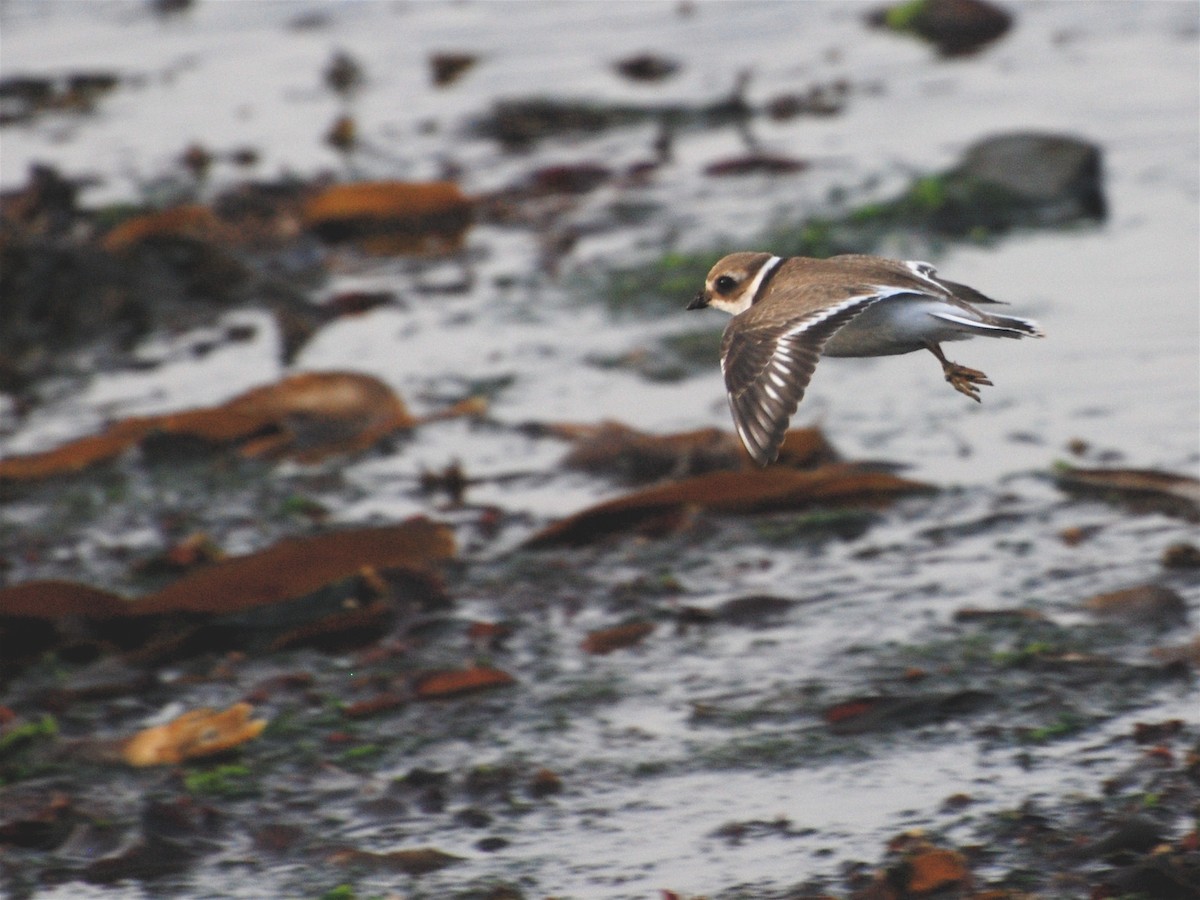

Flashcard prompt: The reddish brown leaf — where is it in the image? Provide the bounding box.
[304,180,469,225]
[773,428,842,468]
[267,600,396,653]
[1151,635,1200,668]
[557,422,838,483]
[0,580,129,619]
[528,768,563,797]
[209,371,415,462]
[822,692,992,734]
[904,847,970,894]
[1055,465,1200,520]
[303,180,472,255]
[524,463,932,548]
[822,698,881,726]
[562,423,735,480]
[580,621,656,655]
[0,418,155,481]
[0,521,454,676]
[1083,584,1188,627]
[131,532,225,578]
[102,204,224,252]
[341,692,407,719]
[138,519,455,615]
[327,846,461,874]
[122,702,267,766]
[0,372,415,481]
[414,666,515,698]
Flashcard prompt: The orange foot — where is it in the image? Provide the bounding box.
[941,360,993,402]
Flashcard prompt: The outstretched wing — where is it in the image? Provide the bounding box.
[721,290,899,465]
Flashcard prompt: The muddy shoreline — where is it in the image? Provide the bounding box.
[2,2,1198,897]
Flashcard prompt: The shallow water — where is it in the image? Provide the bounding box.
[2,2,1198,898]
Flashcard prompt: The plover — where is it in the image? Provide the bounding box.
[688,252,1043,466]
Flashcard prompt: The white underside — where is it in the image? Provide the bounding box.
[822,298,982,357]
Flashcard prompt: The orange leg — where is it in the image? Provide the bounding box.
[926,342,992,402]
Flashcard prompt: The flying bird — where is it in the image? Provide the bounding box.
[688,252,1043,466]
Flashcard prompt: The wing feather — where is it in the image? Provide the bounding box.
[720,291,888,465]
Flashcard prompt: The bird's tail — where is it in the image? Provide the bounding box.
[931,310,1044,339]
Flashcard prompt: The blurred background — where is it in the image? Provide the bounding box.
[1,2,1197,898]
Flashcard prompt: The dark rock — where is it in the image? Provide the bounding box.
[526,163,612,195]
[704,154,809,177]
[464,765,518,801]
[470,85,752,150]
[868,0,1013,57]
[957,132,1106,220]
[715,594,797,627]
[252,823,304,854]
[613,53,680,83]
[0,789,77,850]
[429,52,478,88]
[0,226,317,395]
[823,690,993,734]
[471,98,654,149]
[1100,850,1200,900]
[527,768,563,798]
[0,70,121,124]
[141,796,221,841]
[1084,584,1189,628]
[455,807,492,828]
[149,0,194,17]
[1084,815,1165,860]
[84,835,199,884]
[1162,542,1200,569]
[765,81,850,119]
[850,131,1105,237]
[323,50,364,99]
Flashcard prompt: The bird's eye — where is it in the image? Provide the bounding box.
[714,275,737,294]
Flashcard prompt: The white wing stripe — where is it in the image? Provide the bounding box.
[784,287,908,339]
[929,310,987,328]
[903,260,941,286]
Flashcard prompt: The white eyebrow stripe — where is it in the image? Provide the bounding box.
[742,255,785,305]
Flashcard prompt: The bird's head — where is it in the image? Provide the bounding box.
[688,252,780,316]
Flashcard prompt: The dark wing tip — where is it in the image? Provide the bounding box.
[721,291,889,466]
[731,398,784,466]
[727,340,821,467]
